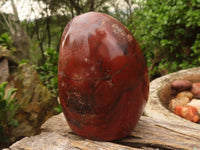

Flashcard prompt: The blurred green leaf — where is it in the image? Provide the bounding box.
[6,88,17,103]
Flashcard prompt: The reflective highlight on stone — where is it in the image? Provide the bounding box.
[58,12,149,141]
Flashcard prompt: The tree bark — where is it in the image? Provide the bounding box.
[45,4,51,48]
[89,0,94,11]
[34,19,45,64]
[69,0,82,15]
[10,0,31,61]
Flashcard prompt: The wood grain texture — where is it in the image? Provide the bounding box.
[116,116,199,150]
[4,113,199,150]
[5,113,139,150]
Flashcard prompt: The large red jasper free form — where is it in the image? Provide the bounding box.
[58,12,149,141]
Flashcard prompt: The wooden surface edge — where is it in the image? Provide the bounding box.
[5,113,200,150]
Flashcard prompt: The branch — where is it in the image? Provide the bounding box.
[94,0,109,10]
[10,0,20,22]
[69,0,83,15]
[0,12,15,35]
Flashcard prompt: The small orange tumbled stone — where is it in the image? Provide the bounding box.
[174,105,199,123]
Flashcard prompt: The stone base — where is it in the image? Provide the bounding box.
[144,67,200,129]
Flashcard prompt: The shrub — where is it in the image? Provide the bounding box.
[36,48,62,113]
[132,0,200,79]
[0,33,13,50]
[37,48,58,96]
[0,82,18,143]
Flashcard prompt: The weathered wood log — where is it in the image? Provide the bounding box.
[5,113,200,150]
[117,116,200,150]
[5,113,138,150]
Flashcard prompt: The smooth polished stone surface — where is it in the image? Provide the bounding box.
[176,91,193,99]
[174,105,199,123]
[58,12,149,141]
[171,80,192,91]
[191,82,200,98]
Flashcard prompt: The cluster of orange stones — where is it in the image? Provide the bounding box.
[169,80,200,123]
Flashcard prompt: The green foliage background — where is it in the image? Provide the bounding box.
[131,0,200,79]
[0,0,200,146]
[0,0,199,101]
[0,82,18,143]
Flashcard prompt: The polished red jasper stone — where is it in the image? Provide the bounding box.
[58,12,149,141]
